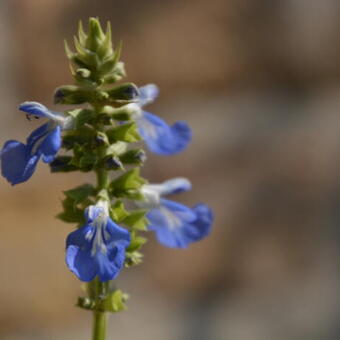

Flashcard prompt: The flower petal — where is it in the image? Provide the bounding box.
[66,245,98,282]
[66,225,94,249]
[138,84,159,106]
[96,245,127,281]
[147,200,213,248]
[138,111,191,155]
[189,204,213,241]
[105,219,131,247]
[40,125,61,163]
[19,101,58,120]
[65,209,130,282]
[66,225,97,282]
[1,140,40,185]
[157,178,192,196]
[26,123,50,146]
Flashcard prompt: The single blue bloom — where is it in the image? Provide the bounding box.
[66,202,131,282]
[135,84,192,155]
[1,102,71,185]
[140,178,213,248]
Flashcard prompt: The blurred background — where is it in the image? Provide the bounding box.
[1,0,340,339]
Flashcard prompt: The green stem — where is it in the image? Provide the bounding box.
[96,167,109,190]
[92,310,107,340]
[91,114,110,340]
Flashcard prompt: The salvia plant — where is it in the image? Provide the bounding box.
[1,18,213,340]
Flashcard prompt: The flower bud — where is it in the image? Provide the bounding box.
[54,85,90,104]
[106,83,139,102]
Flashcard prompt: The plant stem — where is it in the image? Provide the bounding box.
[92,310,107,340]
[91,117,110,340]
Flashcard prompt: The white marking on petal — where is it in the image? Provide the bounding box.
[89,201,110,257]
[137,116,158,139]
[159,206,182,230]
[30,122,56,155]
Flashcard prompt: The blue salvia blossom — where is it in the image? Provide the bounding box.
[132,84,192,155]
[1,102,72,185]
[139,178,213,248]
[66,200,131,282]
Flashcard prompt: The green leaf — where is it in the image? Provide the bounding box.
[106,141,128,156]
[106,122,141,143]
[127,235,147,252]
[110,200,129,222]
[62,126,96,149]
[67,108,94,128]
[122,210,148,231]
[110,168,146,199]
[79,152,98,169]
[64,184,95,204]
[57,197,84,223]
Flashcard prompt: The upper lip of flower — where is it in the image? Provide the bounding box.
[140,177,192,207]
[19,101,72,129]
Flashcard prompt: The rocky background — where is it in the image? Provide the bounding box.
[1,0,340,339]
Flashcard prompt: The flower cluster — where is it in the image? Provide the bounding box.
[0,18,213,312]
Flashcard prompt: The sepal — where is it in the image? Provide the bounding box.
[106,122,141,143]
[119,149,146,165]
[100,290,129,313]
[67,108,94,128]
[105,83,139,102]
[77,289,129,313]
[57,184,95,223]
[54,85,91,105]
[109,168,146,199]
[122,210,148,231]
[50,156,78,173]
[110,200,129,222]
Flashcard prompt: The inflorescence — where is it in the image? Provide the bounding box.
[0,18,213,314]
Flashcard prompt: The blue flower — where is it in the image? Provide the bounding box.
[140,178,213,248]
[1,102,72,185]
[134,84,192,155]
[66,201,131,282]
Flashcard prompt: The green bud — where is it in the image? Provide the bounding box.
[119,149,146,165]
[54,85,91,104]
[103,155,124,170]
[103,61,126,84]
[86,17,106,51]
[76,68,91,78]
[98,103,139,122]
[94,132,109,146]
[50,156,78,173]
[106,83,139,102]
[77,297,96,311]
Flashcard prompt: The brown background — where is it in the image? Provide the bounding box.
[1,0,340,339]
